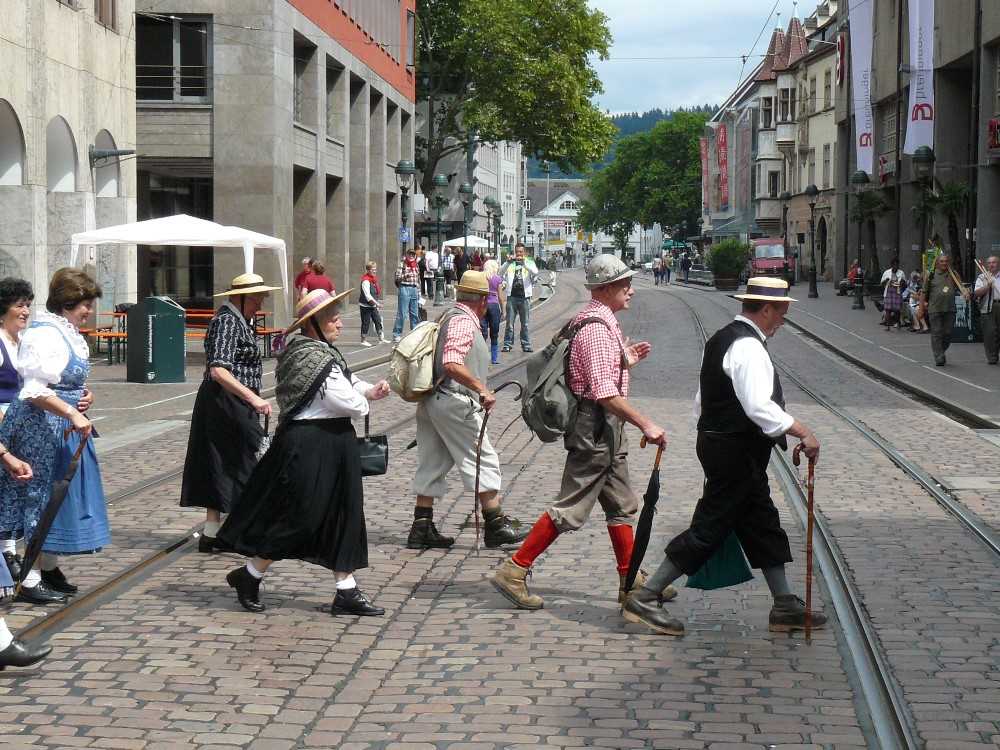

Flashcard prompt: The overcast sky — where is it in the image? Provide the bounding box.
[588,0,804,114]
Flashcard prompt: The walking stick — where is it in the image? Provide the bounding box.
[792,444,816,641]
[473,380,523,552]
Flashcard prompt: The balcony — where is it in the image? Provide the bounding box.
[776,121,797,151]
[755,196,782,222]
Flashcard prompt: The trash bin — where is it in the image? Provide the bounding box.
[126,296,186,383]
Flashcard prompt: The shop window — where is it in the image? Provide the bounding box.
[137,15,211,102]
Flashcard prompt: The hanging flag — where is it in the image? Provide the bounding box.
[848,0,875,175]
[700,137,709,211]
[717,124,729,212]
[903,0,935,154]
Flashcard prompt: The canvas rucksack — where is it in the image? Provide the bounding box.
[521,316,615,442]
[388,319,442,402]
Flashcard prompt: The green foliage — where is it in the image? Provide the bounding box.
[706,239,750,277]
[933,180,971,271]
[416,0,616,195]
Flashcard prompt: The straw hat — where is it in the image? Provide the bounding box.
[585,254,636,289]
[455,271,490,296]
[214,272,282,297]
[732,277,797,303]
[285,288,351,334]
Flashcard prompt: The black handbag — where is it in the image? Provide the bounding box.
[357,414,388,477]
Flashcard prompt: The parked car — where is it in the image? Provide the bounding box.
[750,238,796,284]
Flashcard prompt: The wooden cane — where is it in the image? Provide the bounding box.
[639,436,665,470]
[805,456,815,642]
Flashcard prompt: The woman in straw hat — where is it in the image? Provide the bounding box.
[218,289,390,616]
[180,273,281,552]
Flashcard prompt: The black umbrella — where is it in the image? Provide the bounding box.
[624,437,663,593]
[17,432,89,594]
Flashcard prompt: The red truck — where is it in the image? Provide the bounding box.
[750,238,796,284]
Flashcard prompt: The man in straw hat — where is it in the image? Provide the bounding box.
[180,272,281,554]
[408,271,528,550]
[491,254,670,610]
[622,277,824,636]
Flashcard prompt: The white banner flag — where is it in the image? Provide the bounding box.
[848,0,875,175]
[903,0,935,154]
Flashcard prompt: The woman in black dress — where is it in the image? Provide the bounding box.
[180,273,280,552]
[220,288,391,617]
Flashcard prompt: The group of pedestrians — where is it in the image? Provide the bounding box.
[651,254,673,285]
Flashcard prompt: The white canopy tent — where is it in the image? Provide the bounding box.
[441,235,489,249]
[70,214,290,317]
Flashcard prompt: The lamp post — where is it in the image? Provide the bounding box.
[484,196,500,258]
[850,170,869,310]
[459,181,474,270]
[394,159,416,256]
[805,184,819,298]
[912,146,936,262]
[780,190,792,284]
[431,173,449,305]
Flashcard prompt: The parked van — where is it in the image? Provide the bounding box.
[750,238,795,284]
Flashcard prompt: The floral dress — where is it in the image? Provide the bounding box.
[0,311,109,554]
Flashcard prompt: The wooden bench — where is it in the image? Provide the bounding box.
[90,331,127,365]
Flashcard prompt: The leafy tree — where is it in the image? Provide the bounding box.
[849,189,889,282]
[933,181,970,273]
[577,169,634,259]
[416,0,616,196]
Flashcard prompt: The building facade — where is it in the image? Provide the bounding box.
[135,0,416,314]
[0,0,137,309]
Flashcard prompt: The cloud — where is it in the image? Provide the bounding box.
[589,0,802,113]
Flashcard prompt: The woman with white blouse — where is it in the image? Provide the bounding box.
[219,288,391,617]
[0,269,103,605]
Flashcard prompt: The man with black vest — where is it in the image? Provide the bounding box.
[623,277,823,636]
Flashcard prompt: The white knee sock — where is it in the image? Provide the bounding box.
[335,574,357,590]
[1,539,16,555]
[245,561,265,579]
[203,521,221,538]
[22,567,40,587]
[39,552,58,572]
[0,618,12,651]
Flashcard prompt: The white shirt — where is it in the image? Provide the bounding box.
[974,272,1000,313]
[293,364,373,421]
[880,268,906,297]
[18,310,89,400]
[424,251,439,274]
[0,329,19,375]
[694,315,795,438]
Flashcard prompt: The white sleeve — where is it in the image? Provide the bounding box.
[17,326,69,400]
[361,279,374,304]
[313,367,369,419]
[975,275,988,292]
[722,337,794,437]
[350,373,373,397]
[880,269,892,283]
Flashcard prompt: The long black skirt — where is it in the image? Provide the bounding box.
[218,418,368,572]
[180,380,264,513]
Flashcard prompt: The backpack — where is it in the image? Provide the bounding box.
[521,316,615,442]
[388,320,442,402]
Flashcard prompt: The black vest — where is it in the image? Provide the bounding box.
[697,319,786,449]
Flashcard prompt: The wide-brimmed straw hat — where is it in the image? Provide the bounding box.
[585,254,636,289]
[214,272,282,297]
[455,271,490,296]
[285,288,351,334]
[732,277,797,303]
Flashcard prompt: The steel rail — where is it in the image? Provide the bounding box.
[672,287,921,750]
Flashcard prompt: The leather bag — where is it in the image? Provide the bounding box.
[357,414,388,477]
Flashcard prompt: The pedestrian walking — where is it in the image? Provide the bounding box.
[500,244,538,353]
[664,254,673,284]
[392,248,421,343]
[423,245,440,299]
[974,256,1000,364]
[302,260,335,295]
[180,273,279,553]
[481,260,505,365]
[0,268,106,604]
[359,261,386,347]
[294,257,313,300]
[442,248,456,299]
[925,254,968,366]
[680,253,692,283]
[652,256,662,285]
[454,247,469,281]
[220,289,391,617]
[408,271,527,550]
[880,258,906,330]
[908,271,930,332]
[491,255,670,610]
[622,277,824,637]
[469,249,484,272]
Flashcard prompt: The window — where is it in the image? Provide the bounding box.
[778,89,790,122]
[768,171,779,198]
[137,15,210,102]
[882,110,897,154]
[559,200,577,210]
[808,148,816,186]
[96,0,116,29]
[809,77,817,114]
[822,144,831,189]
[790,88,797,121]
[761,96,773,128]
[824,70,832,109]
[294,57,307,123]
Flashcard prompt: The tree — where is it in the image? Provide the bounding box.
[577,169,634,259]
[416,0,616,196]
[933,181,970,273]
[849,190,889,283]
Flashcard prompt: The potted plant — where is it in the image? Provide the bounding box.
[707,239,750,291]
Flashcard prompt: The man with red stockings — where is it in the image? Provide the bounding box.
[490,255,671,609]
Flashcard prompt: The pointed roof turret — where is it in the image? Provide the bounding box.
[753,26,785,82]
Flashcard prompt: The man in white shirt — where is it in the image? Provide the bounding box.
[974,255,1000,364]
[424,245,440,300]
[623,277,822,637]
[500,244,540,352]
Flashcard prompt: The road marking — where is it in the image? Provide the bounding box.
[798,310,876,344]
[921,365,992,392]
[879,346,916,363]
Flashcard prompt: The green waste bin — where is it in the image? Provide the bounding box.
[126,296,186,383]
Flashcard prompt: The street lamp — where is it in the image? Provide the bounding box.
[780,190,792,283]
[912,146,936,260]
[850,170,869,310]
[394,159,416,256]
[458,181,474,269]
[484,196,500,257]
[431,173,449,305]
[805,184,819,298]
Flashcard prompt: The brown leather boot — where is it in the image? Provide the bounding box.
[491,558,543,610]
[618,571,678,604]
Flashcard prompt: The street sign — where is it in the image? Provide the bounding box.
[398,226,411,243]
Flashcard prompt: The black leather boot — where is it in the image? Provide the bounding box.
[622,586,684,636]
[16,582,68,605]
[226,566,264,613]
[0,638,52,669]
[330,587,384,617]
[406,518,454,549]
[41,567,78,595]
[198,535,230,554]
[483,514,528,548]
[2,552,22,582]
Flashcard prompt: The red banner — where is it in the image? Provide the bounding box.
[717,124,729,212]
[699,137,709,211]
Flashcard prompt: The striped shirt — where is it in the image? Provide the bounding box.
[440,304,481,366]
[204,302,263,393]
[395,259,420,286]
[568,299,628,401]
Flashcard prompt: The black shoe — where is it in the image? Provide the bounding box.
[483,514,529,549]
[522,346,533,353]
[16,582,68,605]
[2,552,21,582]
[330,587,384,617]
[622,586,684,636]
[406,518,455,549]
[935,356,946,366]
[198,535,230,554]
[501,345,512,353]
[41,567,78,595]
[0,638,52,669]
[226,566,265,613]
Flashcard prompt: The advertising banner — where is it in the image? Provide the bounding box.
[848,0,875,175]
[903,0,935,154]
[717,124,729,212]
[699,137,709,211]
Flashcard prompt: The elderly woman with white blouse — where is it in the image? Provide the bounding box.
[219,288,391,618]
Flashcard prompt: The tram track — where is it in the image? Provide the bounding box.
[16,274,589,643]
